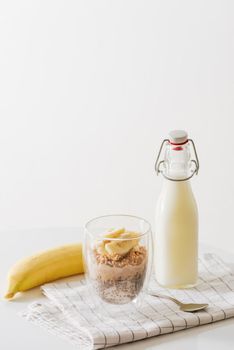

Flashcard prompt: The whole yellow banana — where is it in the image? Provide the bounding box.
[5,243,84,299]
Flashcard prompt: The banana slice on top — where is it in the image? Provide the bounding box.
[105,231,141,256]
[102,227,125,239]
[120,231,140,239]
[95,228,125,252]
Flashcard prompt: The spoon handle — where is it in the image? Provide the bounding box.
[148,292,182,306]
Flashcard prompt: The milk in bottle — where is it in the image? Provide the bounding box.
[154,130,199,288]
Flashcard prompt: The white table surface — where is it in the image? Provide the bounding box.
[1,228,234,350]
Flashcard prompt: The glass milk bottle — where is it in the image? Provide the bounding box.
[154,130,199,288]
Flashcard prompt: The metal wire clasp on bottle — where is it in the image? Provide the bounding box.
[154,139,199,182]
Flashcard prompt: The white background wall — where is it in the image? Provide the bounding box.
[0,0,234,252]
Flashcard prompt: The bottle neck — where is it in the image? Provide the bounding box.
[163,142,191,180]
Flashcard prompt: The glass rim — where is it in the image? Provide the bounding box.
[84,214,151,241]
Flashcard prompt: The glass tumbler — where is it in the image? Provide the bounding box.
[84,214,152,305]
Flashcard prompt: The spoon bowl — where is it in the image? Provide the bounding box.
[178,302,208,312]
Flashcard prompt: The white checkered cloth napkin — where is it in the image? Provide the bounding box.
[22,253,234,349]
